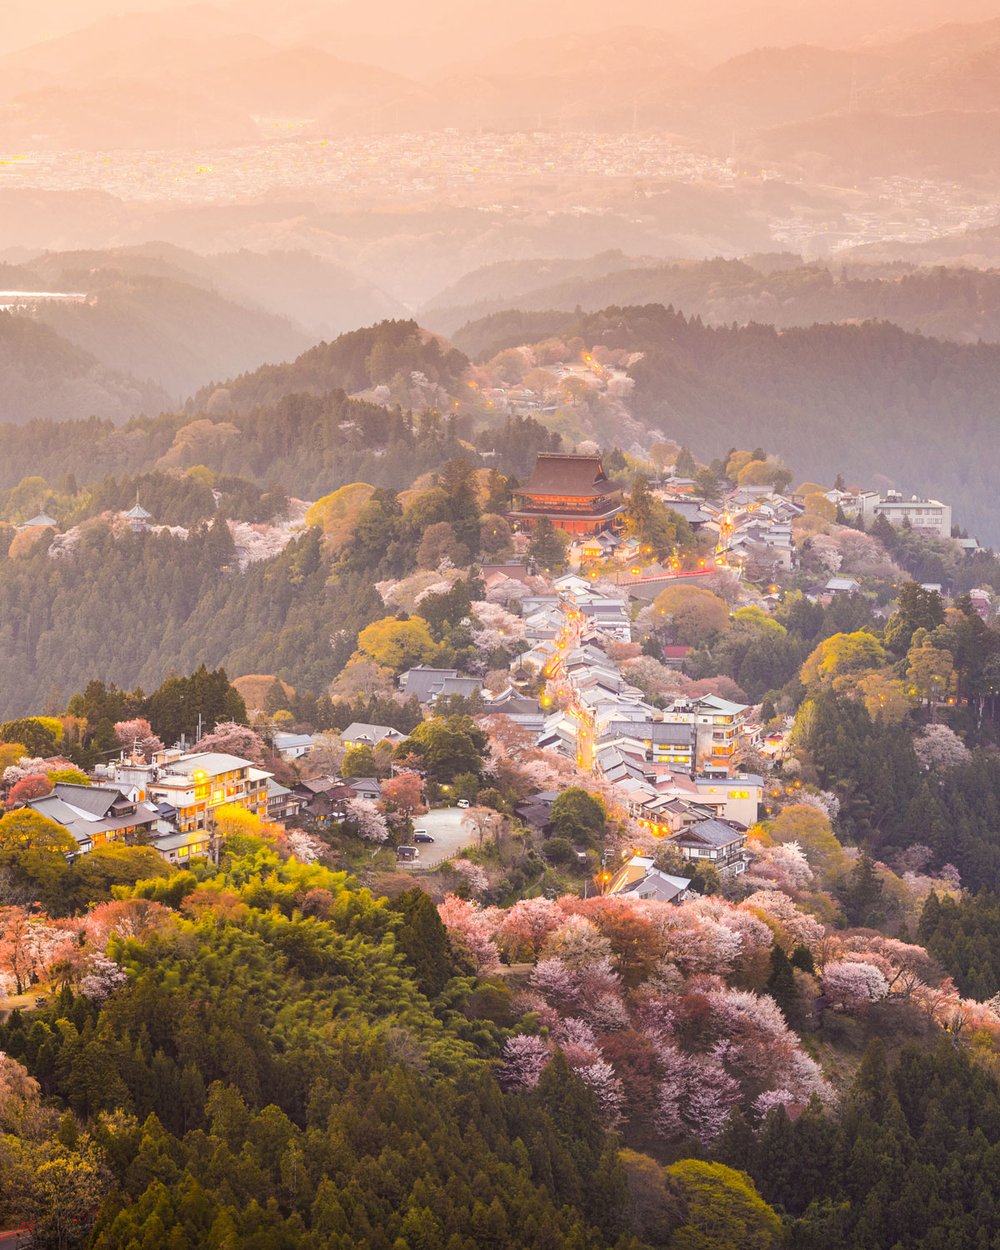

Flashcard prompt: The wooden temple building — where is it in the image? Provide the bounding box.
[508,453,625,536]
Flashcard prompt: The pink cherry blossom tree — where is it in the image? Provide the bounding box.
[345,797,389,843]
[113,718,164,761]
[573,1058,625,1125]
[437,895,500,974]
[494,897,562,963]
[655,1043,742,1145]
[195,721,267,763]
[530,958,582,1007]
[540,914,613,969]
[822,959,890,1009]
[498,1034,551,1091]
[449,858,489,898]
[742,890,825,952]
[80,954,128,1002]
[82,899,172,949]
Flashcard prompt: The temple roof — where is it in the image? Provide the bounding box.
[517,454,619,499]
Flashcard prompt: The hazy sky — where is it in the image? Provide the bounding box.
[3,0,999,62]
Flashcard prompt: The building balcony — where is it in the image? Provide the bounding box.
[508,499,625,521]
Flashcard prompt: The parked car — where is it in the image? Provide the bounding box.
[456,799,470,808]
[413,832,435,844]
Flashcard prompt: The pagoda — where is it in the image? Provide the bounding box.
[125,494,154,532]
[507,453,624,536]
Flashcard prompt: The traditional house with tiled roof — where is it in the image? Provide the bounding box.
[670,818,749,879]
[18,511,58,531]
[26,783,162,854]
[607,855,691,905]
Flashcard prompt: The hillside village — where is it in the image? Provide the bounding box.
[0,439,994,917]
[4,437,1000,1250]
[11,4,1000,1244]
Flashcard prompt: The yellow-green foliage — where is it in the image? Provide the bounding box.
[305,482,375,548]
[666,1159,782,1249]
[356,616,440,672]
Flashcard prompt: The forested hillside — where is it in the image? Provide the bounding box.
[0,524,382,716]
[457,304,1000,542]
[0,441,550,713]
[429,256,1000,344]
[0,313,168,423]
[35,272,311,400]
[193,319,468,414]
[0,841,677,1249]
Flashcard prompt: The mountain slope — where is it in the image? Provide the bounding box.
[192,318,467,413]
[0,312,168,423]
[433,256,1000,344]
[0,79,258,150]
[21,243,407,342]
[457,303,1000,542]
[752,109,1000,180]
[7,252,316,399]
[33,273,312,401]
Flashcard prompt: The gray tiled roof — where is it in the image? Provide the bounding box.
[674,818,745,848]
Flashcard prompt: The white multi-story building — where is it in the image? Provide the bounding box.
[662,695,750,778]
[104,750,271,834]
[844,490,952,538]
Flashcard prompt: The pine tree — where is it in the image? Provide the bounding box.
[527,517,567,574]
[765,944,798,1020]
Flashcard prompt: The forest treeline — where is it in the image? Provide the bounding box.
[0,320,560,498]
[0,524,380,716]
[0,446,530,714]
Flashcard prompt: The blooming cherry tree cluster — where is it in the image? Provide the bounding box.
[745,841,814,895]
[437,895,500,974]
[81,899,172,948]
[822,959,890,1008]
[345,797,389,844]
[285,829,326,863]
[195,722,267,764]
[439,885,842,1144]
[449,858,489,898]
[80,954,128,1002]
[113,718,164,760]
[498,1034,550,1091]
[742,890,825,951]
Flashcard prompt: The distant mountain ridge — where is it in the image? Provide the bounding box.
[0,244,414,401]
[432,256,1000,344]
[4,4,1000,156]
[1,251,313,400]
[0,312,168,423]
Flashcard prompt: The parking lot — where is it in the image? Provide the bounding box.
[398,805,473,868]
